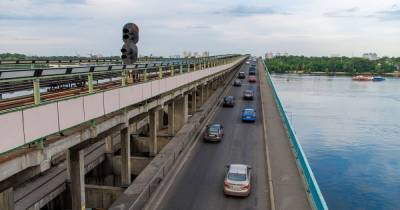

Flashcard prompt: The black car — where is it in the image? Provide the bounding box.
[223,96,236,107]
[233,79,242,86]
[243,90,255,100]
[248,71,256,76]
[238,72,246,79]
[249,66,256,71]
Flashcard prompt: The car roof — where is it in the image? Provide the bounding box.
[228,164,248,174]
[244,89,254,92]
[209,123,221,127]
[243,107,255,111]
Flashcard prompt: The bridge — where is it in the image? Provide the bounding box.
[0,55,327,210]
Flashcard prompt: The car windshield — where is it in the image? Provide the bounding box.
[208,125,219,133]
[224,96,233,101]
[227,172,247,181]
[244,90,253,94]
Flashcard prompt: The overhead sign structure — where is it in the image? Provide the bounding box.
[121,23,139,64]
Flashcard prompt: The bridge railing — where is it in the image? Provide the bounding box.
[263,62,328,210]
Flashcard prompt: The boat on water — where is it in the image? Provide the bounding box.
[372,76,385,82]
[352,75,386,82]
[352,75,373,81]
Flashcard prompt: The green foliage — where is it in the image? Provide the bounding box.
[265,56,400,74]
[0,53,27,60]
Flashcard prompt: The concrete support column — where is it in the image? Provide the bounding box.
[120,127,131,186]
[149,110,158,156]
[198,85,205,106]
[204,84,209,100]
[191,88,197,114]
[0,188,14,210]
[104,136,114,185]
[167,102,175,136]
[174,95,188,133]
[158,109,165,130]
[68,149,85,210]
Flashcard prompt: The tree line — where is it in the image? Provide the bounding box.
[265,56,400,74]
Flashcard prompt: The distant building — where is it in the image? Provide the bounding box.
[264,52,289,59]
[330,54,341,57]
[265,52,274,59]
[193,52,199,58]
[202,51,210,57]
[183,51,192,58]
[362,53,378,60]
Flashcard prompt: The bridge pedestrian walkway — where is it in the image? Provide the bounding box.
[258,61,312,210]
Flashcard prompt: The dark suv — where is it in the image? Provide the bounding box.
[238,72,246,79]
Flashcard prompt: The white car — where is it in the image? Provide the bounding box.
[223,164,252,196]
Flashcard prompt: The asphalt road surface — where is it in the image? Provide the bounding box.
[157,61,270,210]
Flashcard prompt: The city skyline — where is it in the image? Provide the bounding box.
[0,0,400,57]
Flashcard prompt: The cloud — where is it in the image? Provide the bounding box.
[212,5,287,17]
[375,5,400,21]
[324,7,359,18]
[0,14,72,21]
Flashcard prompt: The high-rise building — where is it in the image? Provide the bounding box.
[265,52,274,59]
[202,51,210,57]
[362,53,378,60]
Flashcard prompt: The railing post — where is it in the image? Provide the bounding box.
[187,63,190,72]
[143,69,148,81]
[170,65,174,76]
[194,62,197,71]
[33,78,41,105]
[88,73,94,93]
[159,66,163,79]
[121,70,127,86]
[180,64,183,74]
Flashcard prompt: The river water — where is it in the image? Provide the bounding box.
[271,74,400,210]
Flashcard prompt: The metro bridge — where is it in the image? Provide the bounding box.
[0,55,327,210]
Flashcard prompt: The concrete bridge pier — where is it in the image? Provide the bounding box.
[167,101,175,136]
[198,84,205,108]
[149,108,159,157]
[190,88,197,114]
[120,127,131,186]
[0,187,14,210]
[103,136,115,185]
[174,95,188,133]
[67,149,86,210]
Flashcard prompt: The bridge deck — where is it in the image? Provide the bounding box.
[153,60,312,210]
[259,61,311,210]
[155,61,269,210]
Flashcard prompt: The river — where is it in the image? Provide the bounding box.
[271,74,400,210]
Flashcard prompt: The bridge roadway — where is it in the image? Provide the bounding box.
[154,60,311,210]
[155,61,268,210]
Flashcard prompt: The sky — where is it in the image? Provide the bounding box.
[0,0,400,57]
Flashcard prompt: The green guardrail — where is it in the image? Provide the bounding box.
[263,62,328,210]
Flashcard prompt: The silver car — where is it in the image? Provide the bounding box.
[223,164,252,196]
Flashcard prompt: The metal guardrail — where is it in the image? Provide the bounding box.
[263,62,328,210]
[0,55,237,81]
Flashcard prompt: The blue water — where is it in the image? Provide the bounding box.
[271,74,400,210]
